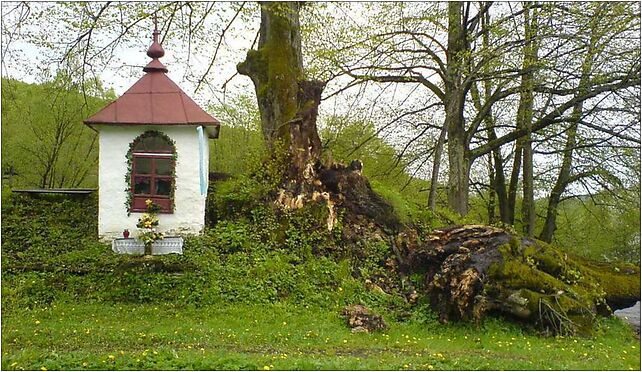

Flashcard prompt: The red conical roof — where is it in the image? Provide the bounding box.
[84,29,219,128]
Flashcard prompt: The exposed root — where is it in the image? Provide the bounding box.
[403,224,640,335]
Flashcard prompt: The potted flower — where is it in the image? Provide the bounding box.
[136,199,164,256]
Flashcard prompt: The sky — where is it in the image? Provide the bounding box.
[1,2,258,108]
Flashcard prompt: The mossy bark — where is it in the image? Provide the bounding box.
[237,2,397,230]
[402,225,640,335]
[237,2,323,185]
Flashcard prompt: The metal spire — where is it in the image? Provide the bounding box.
[143,13,167,73]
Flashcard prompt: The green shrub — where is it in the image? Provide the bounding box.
[1,171,410,315]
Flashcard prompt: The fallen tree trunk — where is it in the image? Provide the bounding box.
[400,225,640,335]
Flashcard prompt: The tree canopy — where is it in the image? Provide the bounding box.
[1,1,639,246]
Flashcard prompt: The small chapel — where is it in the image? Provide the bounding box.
[84,26,220,253]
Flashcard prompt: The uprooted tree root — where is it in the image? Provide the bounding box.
[401,225,640,335]
[262,154,639,336]
[274,159,401,234]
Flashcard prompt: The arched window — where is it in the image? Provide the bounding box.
[129,131,176,213]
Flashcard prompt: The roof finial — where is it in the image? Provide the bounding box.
[143,13,168,73]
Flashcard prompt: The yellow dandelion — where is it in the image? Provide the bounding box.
[108,355,115,360]
[35,320,40,325]
[263,366,270,371]
[40,367,47,371]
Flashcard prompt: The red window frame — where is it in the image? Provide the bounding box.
[130,133,175,213]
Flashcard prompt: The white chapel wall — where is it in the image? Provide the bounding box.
[97,125,209,240]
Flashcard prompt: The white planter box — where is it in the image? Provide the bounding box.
[112,236,183,255]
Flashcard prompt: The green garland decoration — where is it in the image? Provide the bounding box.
[125,130,177,216]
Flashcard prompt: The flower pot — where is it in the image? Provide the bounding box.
[144,243,153,256]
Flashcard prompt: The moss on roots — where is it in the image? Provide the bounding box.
[405,225,640,336]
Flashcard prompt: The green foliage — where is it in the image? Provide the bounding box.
[1,76,112,188]
[321,117,429,200]
[208,94,266,176]
[1,190,388,312]
[1,193,99,263]
[551,191,640,263]
[370,180,417,224]
[1,152,639,370]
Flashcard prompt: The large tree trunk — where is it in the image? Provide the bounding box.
[539,10,598,243]
[446,117,470,216]
[489,129,511,223]
[445,2,470,216]
[519,2,538,237]
[539,120,577,243]
[400,225,640,335]
[237,2,323,185]
[507,142,522,225]
[428,123,448,211]
[486,154,497,224]
[238,2,397,231]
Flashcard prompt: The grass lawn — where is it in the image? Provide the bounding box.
[2,302,639,370]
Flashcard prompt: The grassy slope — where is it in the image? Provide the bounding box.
[2,99,640,370]
[2,193,640,370]
[2,302,639,371]
[2,181,641,371]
